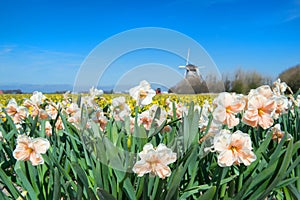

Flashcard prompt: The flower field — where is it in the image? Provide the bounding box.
[0,80,300,200]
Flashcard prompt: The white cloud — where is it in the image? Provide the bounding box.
[0,45,15,55]
[284,0,300,22]
[283,7,300,23]
[284,13,300,22]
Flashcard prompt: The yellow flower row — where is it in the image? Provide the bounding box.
[0,93,215,109]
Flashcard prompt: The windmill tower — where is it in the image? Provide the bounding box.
[178,48,204,78]
[169,49,208,94]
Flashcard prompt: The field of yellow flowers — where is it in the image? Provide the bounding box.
[0,93,214,109]
[0,80,300,200]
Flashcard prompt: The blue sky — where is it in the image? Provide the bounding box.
[0,0,299,90]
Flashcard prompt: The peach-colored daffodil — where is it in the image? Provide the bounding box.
[138,110,153,130]
[248,85,274,99]
[132,143,177,179]
[213,130,256,167]
[13,135,50,166]
[65,103,79,116]
[272,95,288,119]
[242,94,276,129]
[45,121,52,137]
[6,99,28,124]
[270,124,292,143]
[213,92,245,128]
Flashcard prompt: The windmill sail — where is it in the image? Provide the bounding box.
[186,48,190,66]
[171,49,208,93]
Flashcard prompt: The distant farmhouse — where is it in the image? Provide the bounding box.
[0,89,23,94]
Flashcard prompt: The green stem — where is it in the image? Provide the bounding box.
[215,167,225,199]
[143,175,149,200]
[238,171,243,192]
[220,183,227,199]
[296,164,300,191]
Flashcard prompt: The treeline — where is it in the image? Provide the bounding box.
[279,64,300,93]
[216,64,300,94]
[222,68,272,94]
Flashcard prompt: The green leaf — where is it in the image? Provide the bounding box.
[275,177,298,189]
[77,180,84,200]
[53,167,61,200]
[14,161,38,200]
[283,186,292,200]
[285,156,300,178]
[108,171,117,198]
[97,188,116,200]
[243,161,277,198]
[286,184,300,199]
[27,162,40,195]
[179,188,200,200]
[123,178,136,200]
[110,122,119,145]
[29,115,38,136]
[148,119,167,139]
[198,186,216,200]
[103,137,127,172]
[93,161,103,188]
[152,177,165,199]
[166,165,185,200]
[182,184,212,193]
[233,177,253,200]
[185,108,200,150]
[187,157,199,188]
[268,133,288,166]
[0,190,11,200]
[87,187,98,200]
[254,139,294,199]
[243,132,272,177]
[247,178,272,199]
[135,176,145,199]
[47,153,77,192]
[292,141,300,155]
[166,145,197,200]
[101,164,110,192]
[0,165,20,199]
[150,106,161,129]
[114,170,126,184]
[72,162,89,190]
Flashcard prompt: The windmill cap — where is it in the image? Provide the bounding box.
[186,64,198,71]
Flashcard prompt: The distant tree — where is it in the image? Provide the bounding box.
[222,74,231,92]
[230,68,249,93]
[231,79,245,94]
[246,71,264,89]
[224,68,271,94]
[279,64,300,93]
[55,90,68,94]
[205,74,225,93]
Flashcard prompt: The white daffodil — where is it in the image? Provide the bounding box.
[129,80,156,106]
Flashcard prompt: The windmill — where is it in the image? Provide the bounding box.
[178,48,205,78]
